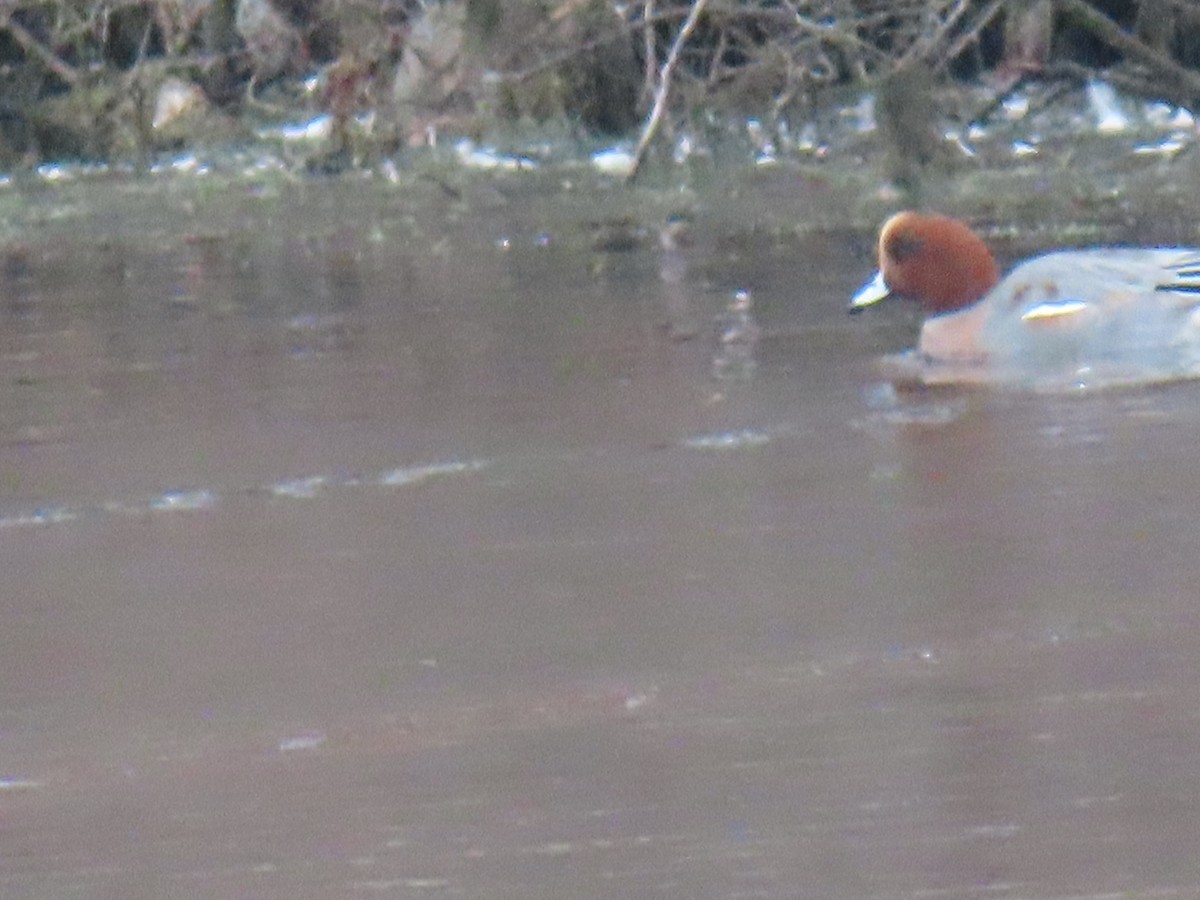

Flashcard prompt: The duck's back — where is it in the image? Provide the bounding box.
[975,248,1200,385]
[999,248,1200,308]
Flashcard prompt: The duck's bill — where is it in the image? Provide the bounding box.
[848,270,891,313]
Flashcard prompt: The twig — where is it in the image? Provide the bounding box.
[706,25,727,89]
[901,0,987,70]
[643,0,656,108]
[1,15,80,86]
[963,69,1075,134]
[936,0,1007,71]
[626,0,709,182]
[1057,0,1200,104]
[774,0,888,69]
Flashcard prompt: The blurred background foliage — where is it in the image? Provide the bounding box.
[0,0,1197,167]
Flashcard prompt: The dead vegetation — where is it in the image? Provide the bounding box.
[0,0,1198,170]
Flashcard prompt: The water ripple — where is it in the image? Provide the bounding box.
[0,458,489,533]
[683,429,771,451]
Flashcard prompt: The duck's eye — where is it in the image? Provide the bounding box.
[887,232,924,263]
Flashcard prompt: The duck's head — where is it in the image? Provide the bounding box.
[849,211,1001,315]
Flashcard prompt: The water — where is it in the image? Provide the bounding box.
[3,170,1200,898]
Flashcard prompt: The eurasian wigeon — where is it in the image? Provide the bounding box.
[850,211,1200,388]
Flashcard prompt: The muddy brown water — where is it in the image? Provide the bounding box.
[4,171,1200,898]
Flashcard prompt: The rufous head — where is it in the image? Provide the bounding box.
[849,211,1001,315]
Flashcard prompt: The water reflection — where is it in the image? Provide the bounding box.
[712,289,761,382]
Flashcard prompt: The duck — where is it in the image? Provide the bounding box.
[849,210,1200,388]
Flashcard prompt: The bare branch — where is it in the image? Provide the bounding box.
[1,13,80,85]
[1057,0,1200,104]
[626,0,709,182]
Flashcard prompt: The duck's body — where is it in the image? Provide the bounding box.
[851,212,1200,388]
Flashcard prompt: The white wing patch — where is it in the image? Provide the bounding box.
[1021,299,1089,322]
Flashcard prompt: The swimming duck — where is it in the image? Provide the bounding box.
[850,211,1200,388]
